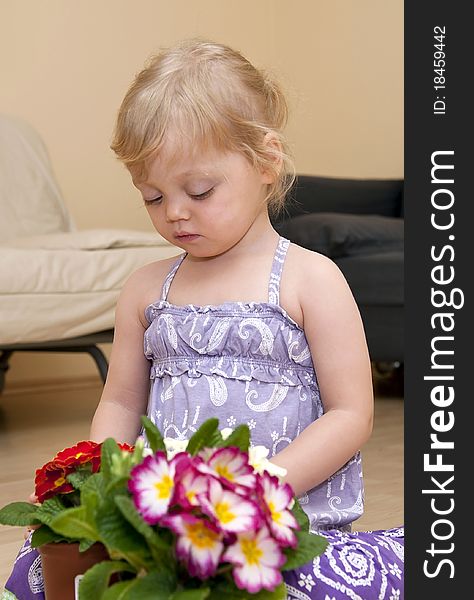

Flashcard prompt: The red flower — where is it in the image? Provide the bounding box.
[118,442,135,453]
[54,441,102,473]
[33,440,134,503]
[34,441,102,503]
[35,460,75,503]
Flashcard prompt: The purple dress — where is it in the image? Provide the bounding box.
[3,237,404,599]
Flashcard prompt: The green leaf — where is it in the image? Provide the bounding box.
[95,500,152,570]
[105,476,130,498]
[81,488,100,519]
[35,496,67,526]
[170,589,211,600]
[80,472,108,525]
[282,530,328,571]
[82,472,107,497]
[114,496,169,553]
[291,499,310,531]
[206,430,226,449]
[115,496,177,582]
[250,582,287,600]
[49,505,98,541]
[140,415,166,453]
[186,418,219,455]
[30,525,70,547]
[67,468,94,490]
[102,570,174,599]
[130,441,145,466]
[207,579,286,600]
[0,502,39,526]
[101,438,122,480]
[220,424,250,452]
[78,560,136,600]
[79,538,96,552]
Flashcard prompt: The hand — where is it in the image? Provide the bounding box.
[24,492,39,540]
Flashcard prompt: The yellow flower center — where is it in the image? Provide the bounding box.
[75,452,85,459]
[241,538,263,565]
[186,490,196,504]
[186,521,219,549]
[54,477,66,488]
[215,501,235,524]
[268,501,281,523]
[154,474,173,499]
[216,464,234,481]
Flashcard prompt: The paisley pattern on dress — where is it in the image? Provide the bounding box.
[284,527,404,599]
[238,318,275,355]
[144,236,364,531]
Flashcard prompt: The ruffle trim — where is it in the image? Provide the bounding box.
[145,299,304,332]
[149,356,316,388]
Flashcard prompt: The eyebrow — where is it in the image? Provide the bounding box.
[177,169,213,178]
[132,170,215,188]
[138,169,215,188]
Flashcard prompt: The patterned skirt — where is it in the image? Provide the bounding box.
[2,527,404,600]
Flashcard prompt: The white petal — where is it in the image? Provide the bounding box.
[220,427,233,440]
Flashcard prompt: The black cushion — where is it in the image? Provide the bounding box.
[276,212,404,259]
[282,175,404,219]
[335,252,404,305]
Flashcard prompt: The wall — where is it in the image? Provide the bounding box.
[0,0,403,386]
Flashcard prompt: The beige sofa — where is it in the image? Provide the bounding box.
[0,114,178,389]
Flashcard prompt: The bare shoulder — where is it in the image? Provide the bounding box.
[283,243,356,325]
[118,254,182,324]
[289,242,341,274]
[285,242,349,292]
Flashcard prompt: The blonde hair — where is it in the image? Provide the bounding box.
[111,39,295,214]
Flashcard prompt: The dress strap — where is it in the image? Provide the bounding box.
[268,237,290,305]
[160,253,187,301]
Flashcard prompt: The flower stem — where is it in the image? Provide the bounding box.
[215,565,233,576]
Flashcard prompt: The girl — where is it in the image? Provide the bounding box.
[3,40,403,600]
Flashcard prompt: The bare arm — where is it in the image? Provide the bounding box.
[272,249,374,496]
[89,268,155,444]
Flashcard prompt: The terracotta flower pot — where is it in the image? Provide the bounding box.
[39,542,109,600]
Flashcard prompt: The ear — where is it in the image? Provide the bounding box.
[260,132,283,184]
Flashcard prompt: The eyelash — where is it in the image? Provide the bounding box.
[144,188,214,206]
[191,188,214,201]
[143,197,162,206]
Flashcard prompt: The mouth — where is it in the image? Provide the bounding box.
[174,232,200,242]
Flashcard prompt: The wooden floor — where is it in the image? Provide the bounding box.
[0,374,403,589]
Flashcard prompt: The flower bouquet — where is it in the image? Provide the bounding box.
[0,417,327,599]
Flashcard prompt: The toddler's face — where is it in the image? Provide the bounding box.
[130,139,273,258]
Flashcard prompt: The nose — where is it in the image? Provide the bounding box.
[164,197,191,223]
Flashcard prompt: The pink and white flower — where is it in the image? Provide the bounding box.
[174,464,209,509]
[197,447,256,490]
[259,472,299,548]
[200,478,261,533]
[164,513,224,579]
[128,451,177,524]
[223,526,286,593]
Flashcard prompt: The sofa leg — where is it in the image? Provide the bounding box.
[83,346,109,384]
[0,350,14,394]
[34,345,110,384]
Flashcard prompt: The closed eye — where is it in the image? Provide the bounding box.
[189,188,214,200]
[143,196,163,206]
[143,187,214,205]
